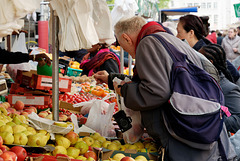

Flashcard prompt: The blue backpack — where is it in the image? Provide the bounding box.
[151,34,227,159]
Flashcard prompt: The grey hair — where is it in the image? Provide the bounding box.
[114,16,147,37]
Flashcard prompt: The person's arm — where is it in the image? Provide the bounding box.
[120,35,172,111]
[108,73,132,90]
[0,47,29,64]
[223,85,240,133]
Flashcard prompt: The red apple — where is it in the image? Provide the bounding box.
[14,100,24,110]
[0,151,17,161]
[84,151,97,161]
[10,146,27,161]
[0,136,3,147]
[21,111,29,117]
[0,102,11,109]
[0,149,3,156]
[7,107,16,113]
[59,114,68,121]
[26,106,37,113]
[23,109,34,114]
[0,145,9,153]
[65,131,79,145]
[0,157,3,161]
[38,111,48,118]
[120,156,135,161]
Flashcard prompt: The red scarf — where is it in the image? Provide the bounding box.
[133,21,166,78]
[80,48,120,76]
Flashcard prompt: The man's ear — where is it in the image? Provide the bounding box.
[122,33,133,45]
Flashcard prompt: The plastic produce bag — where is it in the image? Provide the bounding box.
[6,33,32,81]
[83,94,116,137]
[111,0,138,28]
[113,77,144,144]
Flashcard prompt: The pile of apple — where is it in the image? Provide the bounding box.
[0,138,28,161]
[111,153,151,161]
[47,131,158,160]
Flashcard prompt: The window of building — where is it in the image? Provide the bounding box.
[187,3,193,7]
[207,2,211,8]
[213,2,217,8]
[194,3,199,7]
[214,15,218,24]
[201,3,206,9]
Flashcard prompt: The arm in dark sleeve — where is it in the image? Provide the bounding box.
[100,59,119,74]
[0,48,29,64]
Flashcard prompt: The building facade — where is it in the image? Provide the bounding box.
[168,0,240,30]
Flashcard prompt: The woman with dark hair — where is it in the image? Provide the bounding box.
[199,44,240,133]
[80,43,120,76]
[177,14,240,83]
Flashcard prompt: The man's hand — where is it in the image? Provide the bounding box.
[29,53,51,66]
[113,81,125,96]
[93,70,109,84]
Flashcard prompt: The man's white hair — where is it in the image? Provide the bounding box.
[114,16,147,37]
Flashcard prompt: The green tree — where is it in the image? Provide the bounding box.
[158,0,171,9]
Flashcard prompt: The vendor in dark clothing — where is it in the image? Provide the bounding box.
[80,44,120,76]
[0,47,51,65]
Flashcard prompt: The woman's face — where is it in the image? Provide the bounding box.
[228,29,236,39]
[176,22,190,40]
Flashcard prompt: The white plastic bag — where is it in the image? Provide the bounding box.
[113,77,144,144]
[84,94,116,137]
[6,33,32,81]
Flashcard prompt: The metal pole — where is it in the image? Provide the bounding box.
[128,54,132,76]
[51,9,59,121]
[120,47,124,74]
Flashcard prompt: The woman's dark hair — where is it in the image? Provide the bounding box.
[200,44,234,83]
[179,14,206,40]
[200,16,210,37]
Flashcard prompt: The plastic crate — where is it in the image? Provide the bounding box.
[67,67,82,77]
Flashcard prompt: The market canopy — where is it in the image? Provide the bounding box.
[160,6,198,16]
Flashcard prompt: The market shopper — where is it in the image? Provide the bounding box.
[199,44,240,133]
[177,14,240,83]
[80,43,120,76]
[0,47,51,65]
[221,28,240,62]
[94,16,237,161]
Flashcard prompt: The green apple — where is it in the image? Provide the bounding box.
[22,131,32,136]
[27,127,37,135]
[90,132,101,140]
[124,143,131,149]
[91,140,102,148]
[96,136,106,144]
[27,133,48,147]
[56,136,71,149]
[74,141,89,154]
[18,115,27,123]
[53,122,68,127]
[87,157,95,161]
[0,125,13,133]
[102,141,111,149]
[82,136,94,146]
[119,145,126,151]
[139,148,147,153]
[134,142,144,149]
[14,133,28,145]
[112,153,125,161]
[0,132,14,144]
[135,155,148,161]
[20,123,29,128]
[38,130,50,140]
[76,156,87,160]
[67,147,80,158]
[6,121,16,127]
[52,145,67,156]
[112,140,121,147]
[12,116,22,125]
[128,144,138,150]
[107,143,119,150]
[0,120,6,126]
[12,125,27,134]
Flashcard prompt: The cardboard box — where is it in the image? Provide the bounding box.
[101,149,159,161]
[8,94,50,106]
[31,74,72,92]
[59,101,82,114]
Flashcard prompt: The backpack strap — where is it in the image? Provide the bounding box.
[149,34,192,63]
